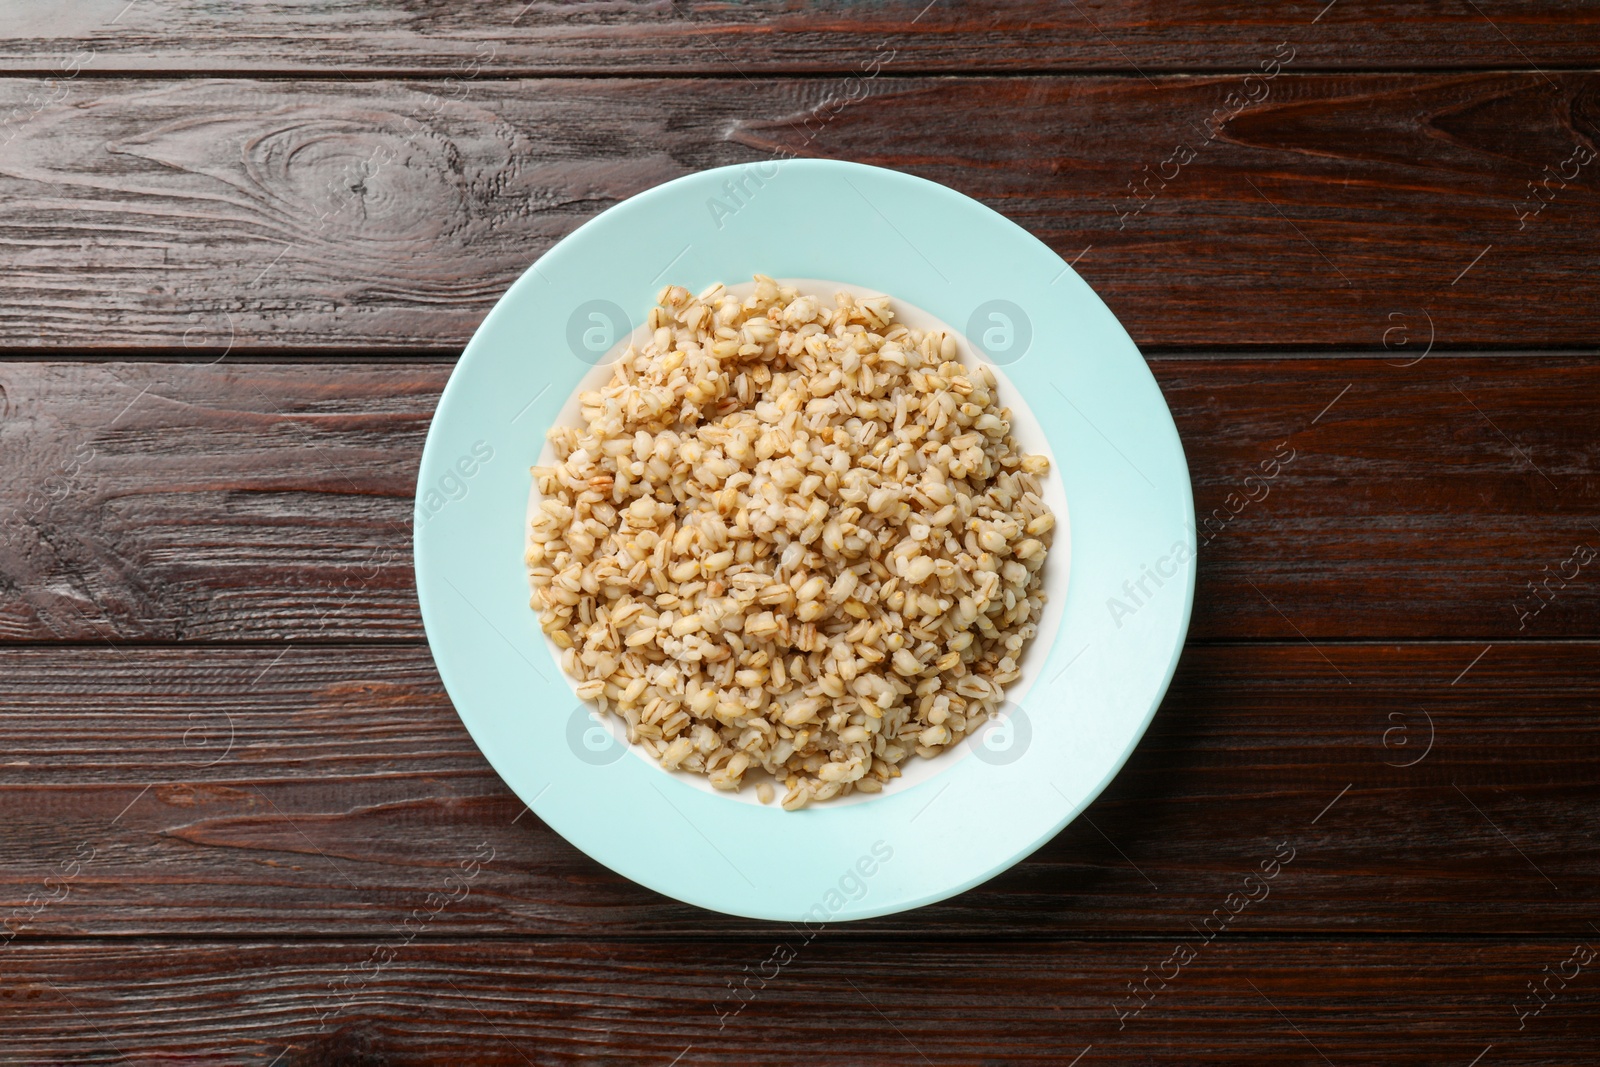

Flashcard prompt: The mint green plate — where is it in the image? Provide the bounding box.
[415,159,1194,922]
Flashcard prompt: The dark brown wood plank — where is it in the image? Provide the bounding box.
[0,75,1597,350]
[1179,355,1600,641]
[3,2,1600,74]
[3,938,1596,1064]
[1,642,1594,937]
[3,356,1594,643]
[0,362,432,642]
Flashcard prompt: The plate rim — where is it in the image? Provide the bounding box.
[415,157,1196,922]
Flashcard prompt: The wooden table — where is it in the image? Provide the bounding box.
[2,4,1597,1063]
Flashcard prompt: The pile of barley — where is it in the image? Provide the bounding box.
[528,276,1053,809]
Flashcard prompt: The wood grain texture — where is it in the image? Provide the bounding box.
[2,7,1596,1063]
[0,362,432,642]
[1,643,1594,937]
[1178,355,1600,641]
[3,1,1600,75]
[2,357,1594,643]
[3,938,1597,1065]
[0,75,1597,350]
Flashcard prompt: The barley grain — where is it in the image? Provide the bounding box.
[529,277,1053,805]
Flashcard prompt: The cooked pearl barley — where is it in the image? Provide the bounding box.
[529,276,1053,808]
